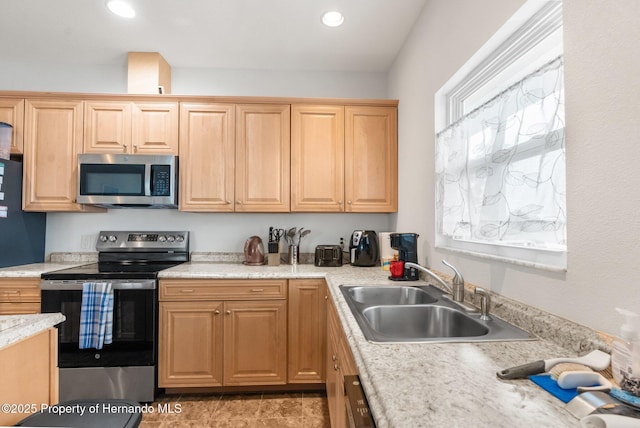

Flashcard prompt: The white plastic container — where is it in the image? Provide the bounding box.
[0,122,11,160]
[612,308,640,385]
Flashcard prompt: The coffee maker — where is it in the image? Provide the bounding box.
[389,233,419,281]
[349,230,379,267]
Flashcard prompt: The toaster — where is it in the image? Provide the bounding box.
[314,245,343,267]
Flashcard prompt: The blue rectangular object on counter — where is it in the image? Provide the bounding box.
[530,374,579,403]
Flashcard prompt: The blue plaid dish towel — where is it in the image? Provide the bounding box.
[79,282,114,350]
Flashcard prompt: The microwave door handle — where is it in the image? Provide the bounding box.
[144,166,152,196]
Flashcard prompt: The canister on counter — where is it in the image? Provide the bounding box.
[378,232,398,271]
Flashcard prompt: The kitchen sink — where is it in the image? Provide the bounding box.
[346,286,438,305]
[362,305,489,339]
[339,284,535,343]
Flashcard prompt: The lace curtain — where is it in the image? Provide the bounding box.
[435,56,566,268]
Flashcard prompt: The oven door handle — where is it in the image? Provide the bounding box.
[40,280,157,291]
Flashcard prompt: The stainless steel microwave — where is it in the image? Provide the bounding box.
[77,154,178,208]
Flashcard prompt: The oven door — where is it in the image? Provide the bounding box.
[41,280,157,368]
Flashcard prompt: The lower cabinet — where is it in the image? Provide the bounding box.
[158,279,288,388]
[0,328,59,426]
[288,279,327,383]
[0,278,41,315]
[326,294,358,428]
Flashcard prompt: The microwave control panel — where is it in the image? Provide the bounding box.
[151,165,172,196]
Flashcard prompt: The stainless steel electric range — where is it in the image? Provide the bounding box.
[40,230,190,403]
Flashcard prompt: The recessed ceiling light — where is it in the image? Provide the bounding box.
[106,0,136,18]
[322,11,344,27]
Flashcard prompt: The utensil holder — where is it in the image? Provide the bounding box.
[288,245,298,265]
[268,253,280,266]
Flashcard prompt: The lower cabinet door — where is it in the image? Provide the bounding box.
[223,300,287,385]
[158,301,224,387]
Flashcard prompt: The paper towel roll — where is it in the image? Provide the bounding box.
[378,232,397,270]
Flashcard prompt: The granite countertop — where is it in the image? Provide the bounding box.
[0,260,596,426]
[162,262,585,427]
[0,262,88,278]
[0,313,65,349]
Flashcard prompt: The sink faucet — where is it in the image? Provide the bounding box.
[404,260,464,302]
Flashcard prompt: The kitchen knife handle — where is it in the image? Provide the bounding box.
[496,360,546,379]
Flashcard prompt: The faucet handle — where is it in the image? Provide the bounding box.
[442,260,464,286]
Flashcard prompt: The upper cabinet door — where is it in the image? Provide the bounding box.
[23,99,100,212]
[179,103,235,212]
[0,98,25,155]
[83,101,132,153]
[345,106,398,213]
[291,105,345,212]
[84,101,178,154]
[131,102,179,154]
[235,104,290,212]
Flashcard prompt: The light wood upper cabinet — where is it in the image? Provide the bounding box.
[345,106,398,212]
[235,104,290,212]
[84,101,178,154]
[179,103,235,211]
[291,105,345,212]
[288,279,327,384]
[23,99,101,212]
[0,98,25,155]
[292,104,398,213]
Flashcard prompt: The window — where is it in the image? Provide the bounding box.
[434,0,566,271]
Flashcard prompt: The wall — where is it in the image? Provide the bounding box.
[0,63,391,254]
[388,0,640,336]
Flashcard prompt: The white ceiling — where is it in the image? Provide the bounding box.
[1,0,427,72]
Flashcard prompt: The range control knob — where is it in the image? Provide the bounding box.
[167,235,175,242]
[99,235,108,242]
[108,235,117,242]
[176,235,184,242]
[158,235,167,242]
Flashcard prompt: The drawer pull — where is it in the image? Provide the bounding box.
[180,289,195,293]
[250,288,264,292]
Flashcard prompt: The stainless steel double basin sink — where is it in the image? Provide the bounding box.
[340,284,535,343]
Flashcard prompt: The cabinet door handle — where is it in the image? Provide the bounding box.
[332,354,337,362]
[122,144,127,152]
[237,200,242,204]
[226,310,231,315]
[133,144,138,153]
[347,200,352,205]
[214,310,220,315]
[180,289,194,293]
[250,288,264,292]
[334,364,339,371]
[226,200,231,204]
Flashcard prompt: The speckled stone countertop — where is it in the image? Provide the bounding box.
[0,262,88,278]
[0,259,608,426]
[0,313,65,349]
[161,262,606,427]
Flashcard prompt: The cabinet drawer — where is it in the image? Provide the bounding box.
[0,302,41,315]
[160,279,287,301]
[0,279,41,303]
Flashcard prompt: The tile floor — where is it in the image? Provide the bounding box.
[139,391,331,428]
